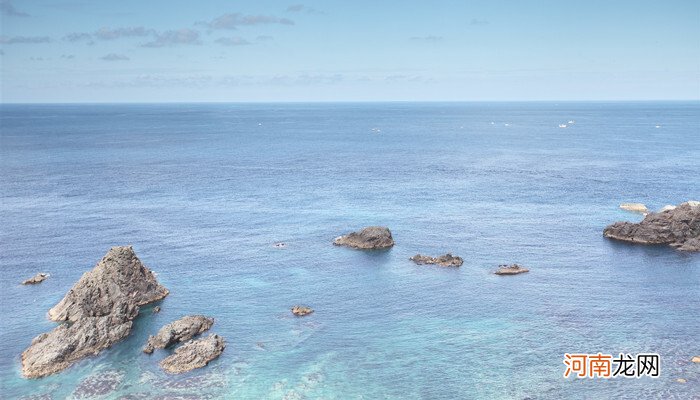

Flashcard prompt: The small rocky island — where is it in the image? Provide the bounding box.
[291,305,314,316]
[21,246,169,378]
[410,253,463,267]
[494,264,530,275]
[333,226,394,249]
[160,334,226,374]
[21,273,49,285]
[604,201,700,251]
[143,315,214,354]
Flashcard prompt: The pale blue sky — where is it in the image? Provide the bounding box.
[1,0,699,102]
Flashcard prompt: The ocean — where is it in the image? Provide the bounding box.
[1,102,698,399]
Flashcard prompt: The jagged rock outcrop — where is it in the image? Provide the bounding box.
[160,334,225,374]
[143,315,214,354]
[21,246,168,378]
[48,246,168,322]
[22,301,138,379]
[291,305,314,316]
[494,264,530,275]
[22,273,49,285]
[410,253,463,267]
[333,226,394,249]
[604,201,700,251]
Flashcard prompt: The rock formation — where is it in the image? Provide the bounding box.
[22,273,49,285]
[291,305,314,316]
[410,253,463,267]
[604,201,700,251]
[333,226,394,249]
[494,264,530,275]
[159,334,225,374]
[143,315,214,354]
[21,246,168,378]
[619,203,648,214]
[22,301,138,379]
[48,246,168,322]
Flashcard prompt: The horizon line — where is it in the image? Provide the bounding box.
[2,99,700,106]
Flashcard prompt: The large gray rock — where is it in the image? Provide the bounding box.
[21,246,168,378]
[143,315,214,354]
[22,301,138,379]
[160,334,225,374]
[604,201,700,251]
[49,246,169,322]
[333,226,394,249]
[410,253,463,267]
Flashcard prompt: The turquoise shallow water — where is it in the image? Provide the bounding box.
[0,102,699,399]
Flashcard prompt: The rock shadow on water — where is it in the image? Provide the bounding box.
[117,394,218,400]
[19,394,54,400]
[130,368,230,399]
[70,369,126,399]
[151,369,228,390]
[267,354,330,399]
[604,237,694,260]
[264,313,325,352]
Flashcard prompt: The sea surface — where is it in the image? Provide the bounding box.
[0,102,699,399]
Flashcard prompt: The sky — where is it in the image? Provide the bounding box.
[0,0,699,103]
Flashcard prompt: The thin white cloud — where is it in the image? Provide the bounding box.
[94,26,154,40]
[86,74,214,88]
[384,74,429,83]
[63,27,155,42]
[198,13,294,30]
[141,29,201,47]
[285,4,323,14]
[63,32,92,42]
[100,53,129,61]
[266,74,343,86]
[86,73,348,88]
[63,26,202,47]
[0,35,50,44]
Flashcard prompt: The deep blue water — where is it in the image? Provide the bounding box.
[0,102,699,399]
